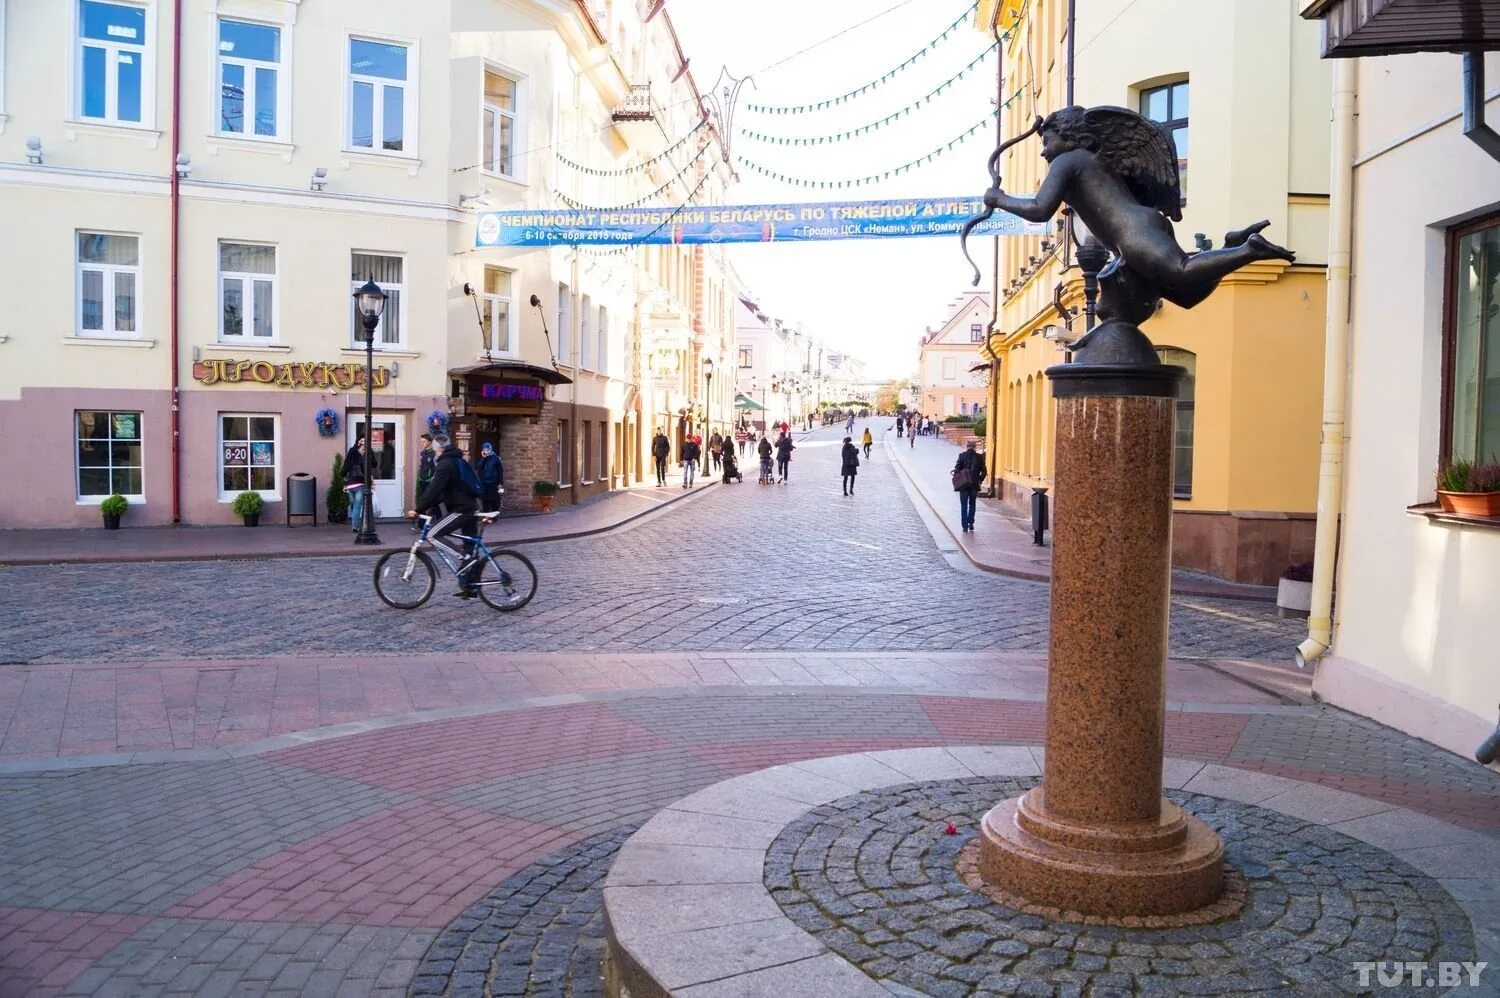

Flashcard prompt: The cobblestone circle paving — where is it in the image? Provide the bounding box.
[764,777,1479,997]
[0,430,1301,664]
[408,827,631,997]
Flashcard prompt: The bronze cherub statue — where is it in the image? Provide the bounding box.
[962,105,1295,347]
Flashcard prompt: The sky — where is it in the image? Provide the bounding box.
[666,0,1006,381]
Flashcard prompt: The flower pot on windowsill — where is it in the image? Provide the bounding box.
[1436,490,1500,517]
[99,494,127,531]
[1435,459,1500,517]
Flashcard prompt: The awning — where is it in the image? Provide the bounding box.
[734,392,766,410]
[1301,0,1500,57]
[449,360,573,386]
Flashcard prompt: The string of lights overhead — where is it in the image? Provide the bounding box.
[745,0,980,116]
[554,119,708,177]
[741,42,999,147]
[553,140,716,212]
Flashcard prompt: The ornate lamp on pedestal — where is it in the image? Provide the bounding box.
[352,278,388,547]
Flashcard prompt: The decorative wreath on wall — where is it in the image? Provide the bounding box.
[426,410,449,435]
[315,407,341,438]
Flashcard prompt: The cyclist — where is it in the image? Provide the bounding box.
[406,433,482,600]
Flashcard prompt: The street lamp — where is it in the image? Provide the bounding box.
[352,277,387,546]
[702,357,714,441]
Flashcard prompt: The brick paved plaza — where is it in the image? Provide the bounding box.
[1,425,1496,996]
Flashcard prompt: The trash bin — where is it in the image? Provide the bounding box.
[287,473,318,527]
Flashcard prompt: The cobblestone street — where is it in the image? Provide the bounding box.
[0,426,1300,665]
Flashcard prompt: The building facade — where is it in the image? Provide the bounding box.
[917,293,992,420]
[975,0,1332,585]
[1296,0,1500,765]
[735,294,817,432]
[0,0,734,528]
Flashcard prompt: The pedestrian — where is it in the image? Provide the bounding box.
[651,428,670,487]
[721,441,740,483]
[861,426,873,459]
[344,437,368,532]
[909,416,917,448]
[477,441,504,513]
[737,428,749,457]
[416,433,436,503]
[758,434,774,484]
[841,436,860,496]
[682,434,701,489]
[709,431,723,473]
[896,415,904,438]
[406,434,483,599]
[775,431,795,484]
[953,440,987,533]
[845,412,855,434]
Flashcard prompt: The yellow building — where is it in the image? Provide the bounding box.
[975,0,1332,584]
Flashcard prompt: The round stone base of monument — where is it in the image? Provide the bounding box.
[976,790,1227,918]
[598,748,1488,997]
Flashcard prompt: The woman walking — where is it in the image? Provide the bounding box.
[841,436,860,496]
[861,426,873,459]
[757,434,774,485]
[952,440,987,533]
[709,431,723,473]
[774,432,795,484]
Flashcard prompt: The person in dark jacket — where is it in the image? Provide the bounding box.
[651,429,671,487]
[774,432,795,484]
[416,433,436,502]
[681,435,702,489]
[344,438,368,533]
[757,434,774,484]
[408,434,482,599]
[840,436,860,496]
[953,440,987,533]
[476,441,504,512]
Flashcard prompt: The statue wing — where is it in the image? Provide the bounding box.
[1083,106,1182,222]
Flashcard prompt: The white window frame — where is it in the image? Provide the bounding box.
[217,412,281,500]
[215,15,287,141]
[73,0,156,128]
[557,283,572,367]
[739,345,753,368]
[76,231,142,339]
[1,0,8,124]
[597,306,609,372]
[481,63,525,182]
[349,252,405,350]
[942,357,958,381]
[481,266,517,358]
[579,294,593,371]
[345,32,418,157]
[581,421,593,484]
[75,409,145,502]
[217,241,278,343]
[557,419,570,487]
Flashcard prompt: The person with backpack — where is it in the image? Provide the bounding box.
[477,441,504,512]
[407,434,484,599]
[841,436,860,497]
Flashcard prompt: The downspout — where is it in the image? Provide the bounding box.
[1296,57,1357,670]
[987,2,1004,497]
[169,0,183,522]
[570,252,581,506]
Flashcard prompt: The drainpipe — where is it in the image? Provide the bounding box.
[1296,57,1357,670]
[169,0,184,522]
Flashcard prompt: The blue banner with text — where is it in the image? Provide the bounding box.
[474,196,1047,247]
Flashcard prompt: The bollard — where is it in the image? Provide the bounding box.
[1031,487,1049,546]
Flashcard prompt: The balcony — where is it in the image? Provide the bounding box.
[612,84,656,123]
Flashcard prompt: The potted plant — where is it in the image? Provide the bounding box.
[1277,562,1314,619]
[100,493,128,530]
[533,480,559,513]
[232,490,264,527]
[1435,458,1500,517]
[327,452,349,524]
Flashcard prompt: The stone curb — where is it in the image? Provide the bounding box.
[0,481,716,567]
[601,746,1500,997]
[0,684,1320,775]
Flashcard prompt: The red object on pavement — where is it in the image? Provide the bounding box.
[945,823,958,835]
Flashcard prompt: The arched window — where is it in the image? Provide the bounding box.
[1157,348,1196,498]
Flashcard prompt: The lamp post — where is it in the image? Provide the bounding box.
[352,278,387,546]
[702,357,714,443]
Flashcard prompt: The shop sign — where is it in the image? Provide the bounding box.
[478,382,545,402]
[221,442,276,467]
[371,429,385,453]
[193,359,391,390]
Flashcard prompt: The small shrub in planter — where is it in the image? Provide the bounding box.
[1277,561,1314,619]
[533,480,558,513]
[100,493,128,530]
[1435,458,1500,516]
[327,452,349,524]
[232,490,264,527]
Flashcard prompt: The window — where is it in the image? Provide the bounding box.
[349,37,412,153]
[219,414,277,496]
[78,1,149,126]
[970,323,985,343]
[557,419,570,485]
[77,232,139,338]
[582,422,593,482]
[482,70,518,177]
[557,283,572,365]
[219,242,276,341]
[598,307,609,372]
[218,18,282,138]
[1157,348,1196,498]
[942,357,957,381]
[739,345,753,368]
[349,253,404,348]
[600,423,610,482]
[580,294,593,371]
[1446,215,1500,466]
[480,267,514,356]
[76,410,142,499]
[1140,81,1188,201]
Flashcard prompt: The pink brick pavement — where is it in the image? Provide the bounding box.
[0,909,151,995]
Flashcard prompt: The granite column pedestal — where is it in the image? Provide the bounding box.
[978,333,1225,917]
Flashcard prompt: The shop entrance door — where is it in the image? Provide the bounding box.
[349,414,405,519]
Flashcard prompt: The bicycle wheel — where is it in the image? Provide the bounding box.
[373,549,437,609]
[474,549,537,611]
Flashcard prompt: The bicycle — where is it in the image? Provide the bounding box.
[373,512,537,611]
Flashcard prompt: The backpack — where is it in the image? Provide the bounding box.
[455,455,484,498]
